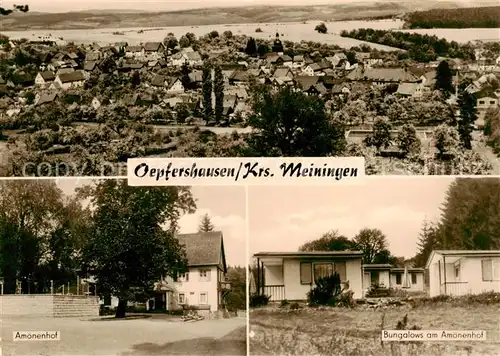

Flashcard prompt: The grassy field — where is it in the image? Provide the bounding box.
[250,303,500,356]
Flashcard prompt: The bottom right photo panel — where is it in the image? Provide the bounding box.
[248,177,500,356]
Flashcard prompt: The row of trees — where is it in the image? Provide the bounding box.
[413,178,500,267]
[295,178,500,270]
[405,6,500,29]
[340,28,475,61]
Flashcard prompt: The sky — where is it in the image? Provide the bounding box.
[248,177,455,260]
[2,0,477,13]
[55,178,247,267]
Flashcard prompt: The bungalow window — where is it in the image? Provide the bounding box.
[199,292,208,305]
[479,100,485,104]
[454,264,460,280]
[411,273,417,285]
[199,269,211,282]
[178,293,185,304]
[482,259,500,281]
[300,262,312,285]
[312,262,347,283]
[396,273,402,285]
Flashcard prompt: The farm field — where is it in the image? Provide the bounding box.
[250,303,500,356]
[3,20,499,47]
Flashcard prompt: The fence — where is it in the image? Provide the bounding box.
[0,294,100,317]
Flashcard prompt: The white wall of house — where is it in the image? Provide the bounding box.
[389,272,424,292]
[54,77,84,90]
[280,258,363,300]
[173,265,220,312]
[166,80,184,94]
[428,255,500,297]
[264,265,283,285]
[477,97,499,110]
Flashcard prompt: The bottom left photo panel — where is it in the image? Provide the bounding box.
[0,178,247,356]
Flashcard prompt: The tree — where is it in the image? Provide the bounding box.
[299,230,355,251]
[163,35,178,50]
[434,60,454,97]
[198,213,215,232]
[353,228,389,264]
[396,124,421,157]
[180,63,191,92]
[315,23,328,34]
[433,124,460,159]
[0,5,29,16]
[223,30,233,39]
[457,90,477,149]
[245,38,257,56]
[179,35,190,48]
[131,71,140,88]
[413,219,441,268]
[79,180,196,318]
[224,266,246,311]
[202,64,213,120]
[257,43,270,57]
[364,117,392,152]
[208,30,219,39]
[437,178,500,251]
[246,85,346,156]
[213,66,224,123]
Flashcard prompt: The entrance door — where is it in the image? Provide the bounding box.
[371,271,379,286]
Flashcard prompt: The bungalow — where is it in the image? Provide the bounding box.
[426,250,500,297]
[149,231,229,313]
[35,71,55,87]
[253,251,364,301]
[363,264,425,295]
[53,70,86,90]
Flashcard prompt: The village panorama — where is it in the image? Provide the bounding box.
[0,4,500,176]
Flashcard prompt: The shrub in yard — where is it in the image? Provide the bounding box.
[250,294,270,308]
[307,273,343,306]
[279,299,290,308]
[289,302,301,310]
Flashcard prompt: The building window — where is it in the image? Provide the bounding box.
[199,292,208,305]
[490,101,496,105]
[178,293,185,304]
[479,100,485,104]
[455,264,460,280]
[180,272,189,282]
[199,269,211,282]
[411,273,417,285]
[481,259,500,281]
[300,262,312,285]
[312,262,347,283]
[396,273,402,285]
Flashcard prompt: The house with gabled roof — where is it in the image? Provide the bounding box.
[53,70,86,90]
[35,71,55,87]
[35,92,59,106]
[125,45,144,59]
[150,231,229,313]
[143,42,165,60]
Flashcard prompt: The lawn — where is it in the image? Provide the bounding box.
[249,303,500,356]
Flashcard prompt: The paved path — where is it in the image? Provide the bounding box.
[1,315,246,355]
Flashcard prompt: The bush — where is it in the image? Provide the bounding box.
[289,302,301,310]
[255,28,263,33]
[279,299,290,308]
[308,273,343,306]
[315,23,328,34]
[250,294,270,308]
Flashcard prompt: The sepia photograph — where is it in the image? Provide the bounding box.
[0,179,247,355]
[0,0,499,176]
[248,177,500,356]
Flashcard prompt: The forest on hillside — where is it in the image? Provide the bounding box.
[404,6,500,29]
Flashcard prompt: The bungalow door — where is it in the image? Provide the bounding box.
[370,271,379,286]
